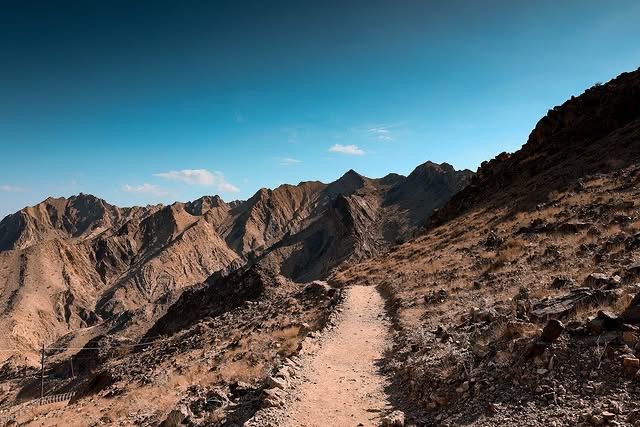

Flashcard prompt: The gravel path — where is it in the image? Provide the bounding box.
[283,285,393,426]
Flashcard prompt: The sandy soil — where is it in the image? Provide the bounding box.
[284,285,392,427]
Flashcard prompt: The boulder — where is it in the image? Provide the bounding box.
[531,288,614,320]
[583,273,620,289]
[550,276,576,289]
[540,319,565,342]
[261,388,286,408]
[588,311,622,333]
[622,331,638,345]
[159,406,191,427]
[302,281,336,299]
[267,376,287,390]
[470,307,497,323]
[622,293,640,323]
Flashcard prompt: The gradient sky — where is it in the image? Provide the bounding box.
[1,0,639,219]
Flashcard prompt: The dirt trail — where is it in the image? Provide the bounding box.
[284,285,392,427]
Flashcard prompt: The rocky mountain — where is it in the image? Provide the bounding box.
[334,67,640,425]
[1,66,639,426]
[430,68,640,227]
[0,161,471,360]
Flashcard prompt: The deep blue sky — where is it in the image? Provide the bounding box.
[1,0,639,218]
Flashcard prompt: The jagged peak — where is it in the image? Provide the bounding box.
[326,168,368,197]
[409,161,457,176]
[184,195,229,216]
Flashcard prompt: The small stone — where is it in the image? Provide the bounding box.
[622,356,640,369]
[623,331,638,345]
[267,376,287,390]
[380,410,405,427]
[455,381,470,393]
[602,411,615,421]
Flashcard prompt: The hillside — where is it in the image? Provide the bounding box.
[334,67,640,425]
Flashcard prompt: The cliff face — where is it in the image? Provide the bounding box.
[430,68,640,227]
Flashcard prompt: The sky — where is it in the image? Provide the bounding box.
[1,0,639,219]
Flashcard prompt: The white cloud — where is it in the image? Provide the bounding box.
[328,144,365,156]
[1,185,24,192]
[279,157,302,166]
[154,169,240,193]
[122,183,168,196]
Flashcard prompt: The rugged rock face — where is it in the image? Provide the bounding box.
[0,161,470,359]
[430,68,640,227]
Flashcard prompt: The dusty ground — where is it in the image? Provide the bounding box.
[284,285,392,427]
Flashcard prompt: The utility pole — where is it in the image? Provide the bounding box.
[40,343,45,401]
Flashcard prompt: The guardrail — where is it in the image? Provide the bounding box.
[0,391,76,423]
[38,391,76,406]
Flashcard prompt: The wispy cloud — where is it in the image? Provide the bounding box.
[367,126,395,141]
[154,169,240,193]
[0,185,24,192]
[282,125,305,144]
[122,183,168,196]
[328,144,365,156]
[278,157,302,166]
[359,122,407,142]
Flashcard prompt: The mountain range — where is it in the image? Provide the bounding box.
[0,162,471,358]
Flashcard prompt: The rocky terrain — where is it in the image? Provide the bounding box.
[334,67,640,425]
[1,63,640,426]
[0,161,470,425]
[1,265,342,425]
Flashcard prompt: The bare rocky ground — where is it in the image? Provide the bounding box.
[0,267,343,426]
[335,162,640,426]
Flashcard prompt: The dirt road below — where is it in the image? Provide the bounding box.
[283,285,393,426]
